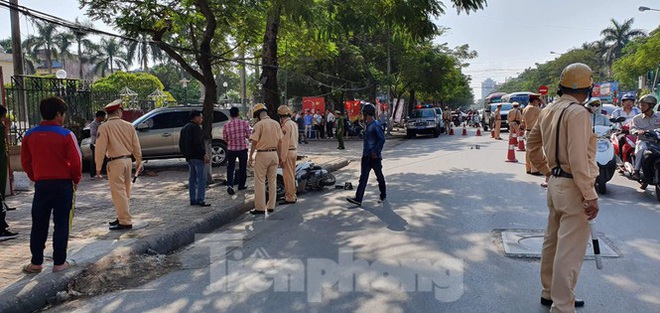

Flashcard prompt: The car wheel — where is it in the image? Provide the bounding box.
[433,128,440,138]
[656,185,660,201]
[406,131,415,139]
[211,141,227,166]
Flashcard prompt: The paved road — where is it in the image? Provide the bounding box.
[46,130,660,313]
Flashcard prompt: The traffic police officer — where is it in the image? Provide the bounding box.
[528,63,599,312]
[94,100,143,230]
[522,94,542,175]
[493,104,503,140]
[277,105,298,205]
[248,104,283,214]
[442,106,452,132]
[507,101,522,138]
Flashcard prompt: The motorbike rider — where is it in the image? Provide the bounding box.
[585,98,611,127]
[611,93,641,126]
[630,94,660,181]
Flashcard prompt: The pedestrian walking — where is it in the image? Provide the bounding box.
[522,94,543,175]
[0,106,18,240]
[278,105,298,205]
[335,110,345,150]
[223,107,251,195]
[179,110,211,206]
[326,109,335,139]
[89,110,107,178]
[507,102,522,138]
[527,63,599,312]
[248,104,283,214]
[20,97,82,273]
[94,100,143,230]
[493,104,503,140]
[346,104,386,206]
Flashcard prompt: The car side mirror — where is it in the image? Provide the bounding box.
[136,122,149,131]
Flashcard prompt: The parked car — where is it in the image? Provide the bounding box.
[406,106,442,138]
[80,106,231,167]
[488,102,514,131]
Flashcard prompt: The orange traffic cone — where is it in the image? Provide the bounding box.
[462,126,467,136]
[449,128,454,135]
[476,128,482,136]
[517,129,526,151]
[505,132,518,163]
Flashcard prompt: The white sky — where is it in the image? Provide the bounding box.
[1,0,659,99]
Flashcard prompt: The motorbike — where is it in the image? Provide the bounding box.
[346,120,364,138]
[610,118,637,177]
[638,129,660,201]
[594,123,618,194]
[266,161,337,201]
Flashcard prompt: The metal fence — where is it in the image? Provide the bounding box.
[3,76,155,145]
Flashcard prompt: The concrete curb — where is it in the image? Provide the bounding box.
[0,157,350,313]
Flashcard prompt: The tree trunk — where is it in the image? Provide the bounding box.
[77,40,83,79]
[407,89,416,118]
[110,55,114,74]
[47,45,53,74]
[261,4,282,117]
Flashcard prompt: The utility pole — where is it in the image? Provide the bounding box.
[239,49,247,113]
[386,26,392,136]
[10,0,27,124]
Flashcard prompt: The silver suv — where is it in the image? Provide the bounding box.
[80,106,231,166]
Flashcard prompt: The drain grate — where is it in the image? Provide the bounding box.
[500,229,620,258]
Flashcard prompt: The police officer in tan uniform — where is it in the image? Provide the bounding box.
[94,100,143,230]
[507,102,522,138]
[277,105,298,205]
[493,104,503,140]
[442,106,452,132]
[522,94,543,175]
[248,104,283,214]
[528,63,599,313]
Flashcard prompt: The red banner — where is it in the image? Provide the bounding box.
[302,97,325,114]
[344,100,362,121]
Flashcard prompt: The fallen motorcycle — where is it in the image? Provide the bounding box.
[266,161,336,200]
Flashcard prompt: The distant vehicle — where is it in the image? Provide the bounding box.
[484,92,506,105]
[501,92,534,107]
[433,107,446,133]
[406,105,442,138]
[488,102,514,131]
[80,106,231,168]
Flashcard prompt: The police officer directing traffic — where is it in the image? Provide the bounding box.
[277,105,299,205]
[528,63,599,312]
[94,100,143,230]
[248,104,283,214]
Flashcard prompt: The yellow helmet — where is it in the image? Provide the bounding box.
[251,103,267,118]
[277,105,291,116]
[559,63,593,90]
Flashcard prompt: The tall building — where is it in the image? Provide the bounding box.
[481,78,497,99]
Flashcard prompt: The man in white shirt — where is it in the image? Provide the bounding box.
[630,95,660,181]
[326,109,335,138]
[611,93,641,126]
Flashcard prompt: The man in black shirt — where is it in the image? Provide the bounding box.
[179,110,211,206]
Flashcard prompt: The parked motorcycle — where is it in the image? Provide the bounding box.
[638,129,660,201]
[594,123,618,194]
[346,120,364,138]
[266,161,337,201]
[610,118,637,177]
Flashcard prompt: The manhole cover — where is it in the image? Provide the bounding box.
[500,230,620,258]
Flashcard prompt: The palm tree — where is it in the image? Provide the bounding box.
[72,18,97,79]
[92,38,129,76]
[126,34,163,72]
[0,38,11,53]
[53,32,74,69]
[601,18,646,69]
[23,20,59,74]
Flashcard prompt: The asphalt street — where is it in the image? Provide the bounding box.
[45,131,660,313]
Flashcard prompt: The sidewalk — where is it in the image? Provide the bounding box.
[0,154,349,313]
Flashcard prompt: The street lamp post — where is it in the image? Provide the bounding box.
[222,81,228,106]
[180,78,189,105]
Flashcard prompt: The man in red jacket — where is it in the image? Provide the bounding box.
[20,97,82,274]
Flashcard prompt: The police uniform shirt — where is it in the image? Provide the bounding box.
[507,108,521,124]
[94,116,142,171]
[522,105,541,130]
[279,118,298,160]
[250,116,284,150]
[527,94,599,201]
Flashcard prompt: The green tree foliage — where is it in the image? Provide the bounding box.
[613,27,660,91]
[91,38,129,76]
[22,20,59,74]
[150,64,201,103]
[601,18,646,70]
[91,71,165,101]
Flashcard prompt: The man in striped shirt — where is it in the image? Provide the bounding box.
[223,107,251,195]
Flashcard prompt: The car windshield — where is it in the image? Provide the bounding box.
[491,103,513,111]
[411,109,435,118]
